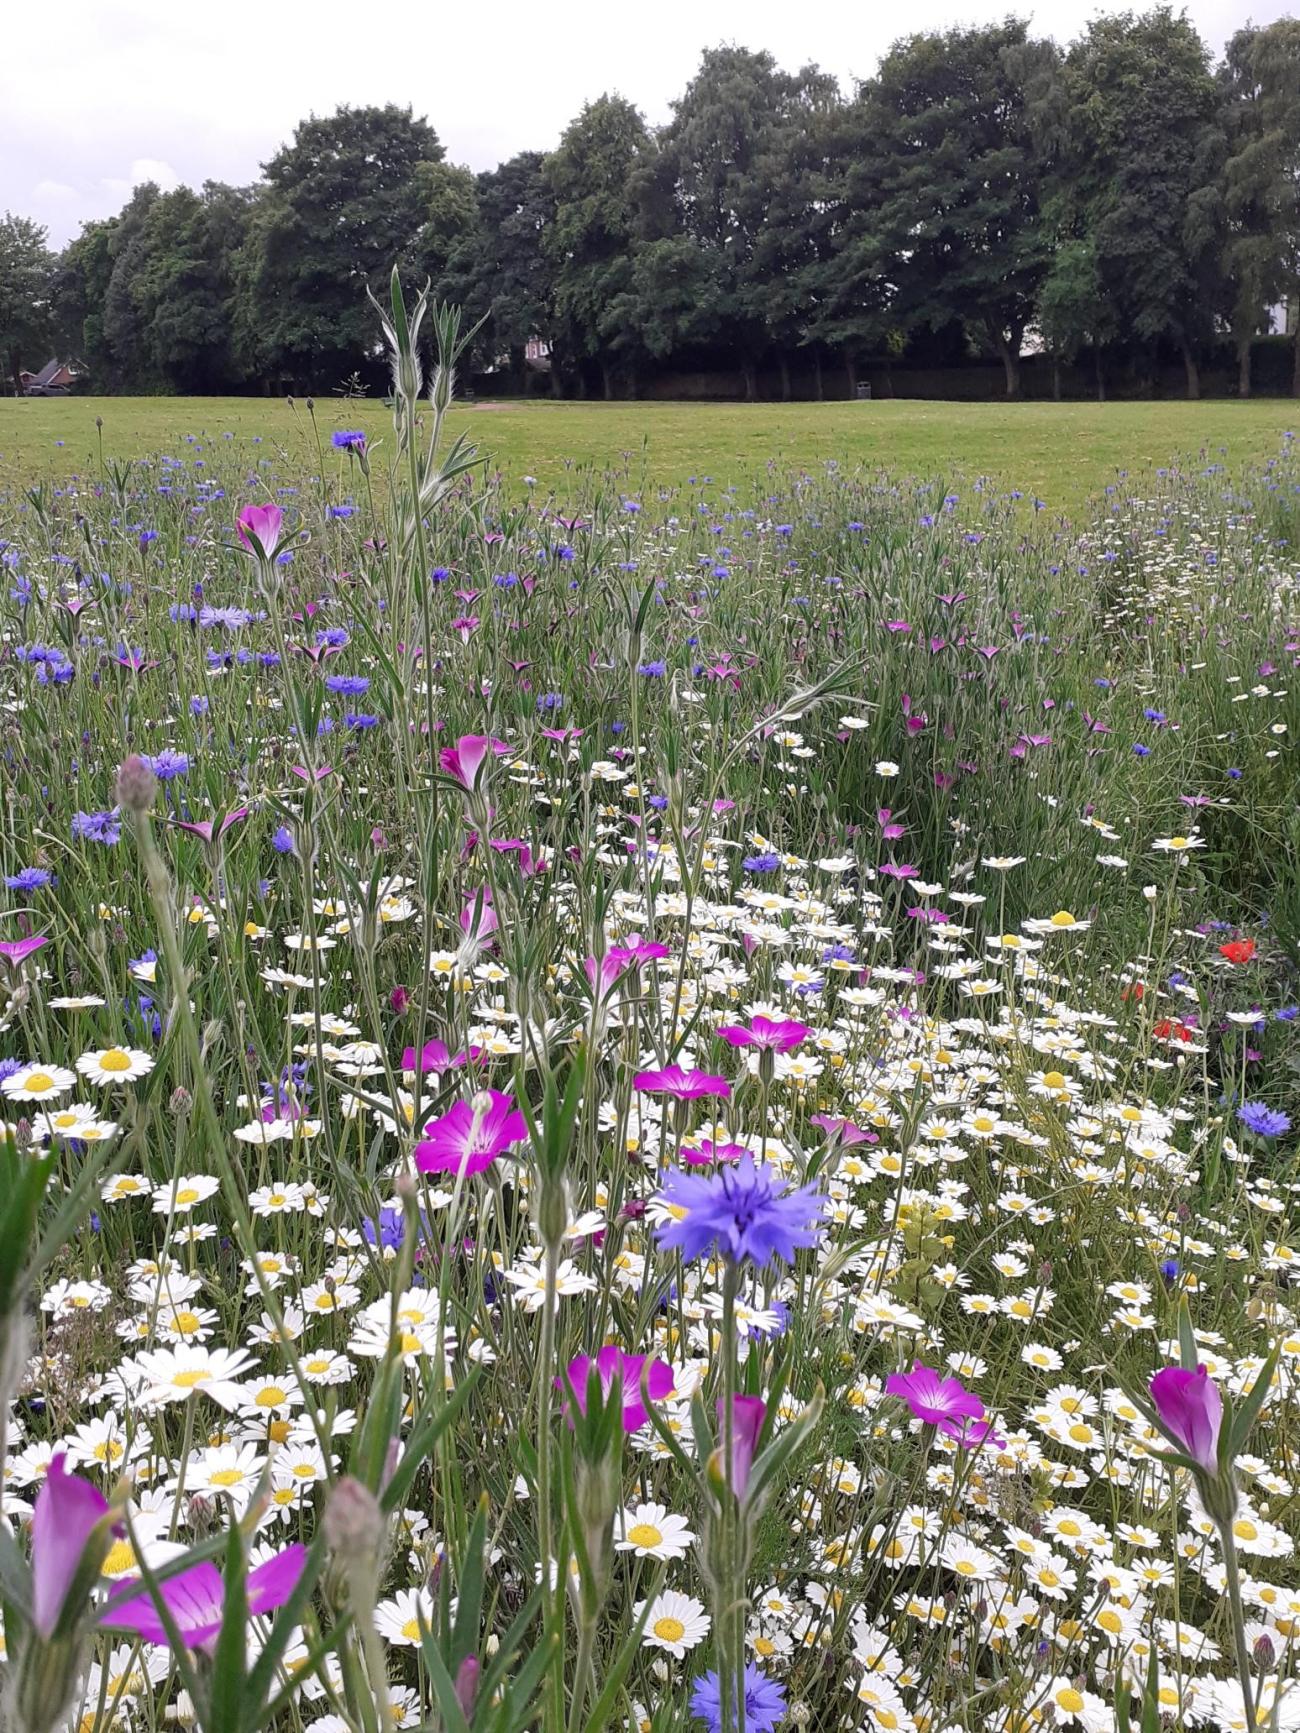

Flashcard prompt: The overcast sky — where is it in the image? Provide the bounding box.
[11,0,1296,245]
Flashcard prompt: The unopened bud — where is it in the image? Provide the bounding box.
[454,1656,479,1716]
[323,1474,385,1563]
[170,1087,192,1116]
[115,754,157,814]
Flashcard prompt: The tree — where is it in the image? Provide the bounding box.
[1055,10,1224,399]
[647,46,824,399]
[133,184,255,392]
[0,214,54,395]
[245,105,444,390]
[546,96,655,398]
[854,23,1055,398]
[1219,20,1300,396]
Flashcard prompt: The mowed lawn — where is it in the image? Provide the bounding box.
[1,395,1297,515]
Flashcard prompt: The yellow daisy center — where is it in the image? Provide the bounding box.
[626,1523,663,1549]
[99,1049,132,1073]
[653,1616,685,1643]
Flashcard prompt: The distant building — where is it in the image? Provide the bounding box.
[524,336,551,364]
[19,360,78,396]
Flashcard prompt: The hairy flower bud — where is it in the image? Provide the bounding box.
[323,1475,386,1565]
[115,754,157,815]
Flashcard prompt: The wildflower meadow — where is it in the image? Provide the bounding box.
[1,280,1300,1733]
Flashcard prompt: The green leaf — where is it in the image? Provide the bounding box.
[450,1496,490,1671]
[1177,1296,1199,1372]
[1228,1336,1282,1456]
[379,1367,481,1514]
[243,1531,330,1719]
[208,1524,249,1733]
[581,1564,667,1733]
[418,1619,472,1733]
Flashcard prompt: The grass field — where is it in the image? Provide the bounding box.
[3,314,1300,1733]
[1,394,1297,515]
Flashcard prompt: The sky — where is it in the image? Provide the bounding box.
[10,0,1296,246]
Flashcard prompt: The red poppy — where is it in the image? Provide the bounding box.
[1153,1019,1194,1042]
[1219,939,1256,965]
[1121,982,1145,1002]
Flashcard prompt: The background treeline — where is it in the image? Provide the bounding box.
[3,9,1300,401]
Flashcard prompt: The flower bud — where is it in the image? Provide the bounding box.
[323,1475,386,1565]
[115,754,157,815]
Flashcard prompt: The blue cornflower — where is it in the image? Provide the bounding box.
[536,693,564,713]
[1227,768,1243,780]
[744,852,780,873]
[654,1156,823,1269]
[146,749,190,782]
[1132,743,1151,758]
[637,660,667,678]
[362,1206,406,1252]
[71,810,122,846]
[1238,1103,1292,1138]
[690,1664,786,1733]
[344,712,379,731]
[5,867,53,891]
[332,430,366,451]
[325,674,370,697]
[190,695,210,717]
[1160,1259,1179,1286]
[272,827,295,855]
[316,627,350,648]
[327,504,355,519]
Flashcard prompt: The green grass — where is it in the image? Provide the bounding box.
[2,395,1297,516]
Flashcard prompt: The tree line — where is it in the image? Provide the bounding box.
[3,9,1300,402]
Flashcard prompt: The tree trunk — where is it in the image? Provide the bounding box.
[778,355,792,401]
[1293,319,1300,398]
[882,359,895,399]
[1094,345,1106,403]
[813,351,824,401]
[1237,336,1252,399]
[1052,360,1061,402]
[741,357,759,402]
[626,366,638,400]
[1181,339,1200,401]
[844,353,857,397]
[8,349,21,398]
[600,361,613,401]
[994,331,1021,399]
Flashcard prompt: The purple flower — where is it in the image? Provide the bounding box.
[558,1345,675,1431]
[31,1454,110,1638]
[332,430,367,452]
[102,1544,306,1653]
[717,1394,765,1495]
[634,1065,730,1101]
[654,1156,823,1268]
[414,1089,527,1178]
[716,1014,808,1053]
[0,935,47,969]
[690,1663,786,1733]
[5,867,53,892]
[885,1362,1003,1449]
[235,503,286,560]
[71,809,122,846]
[1238,1102,1291,1138]
[440,734,512,794]
[1149,1365,1222,1473]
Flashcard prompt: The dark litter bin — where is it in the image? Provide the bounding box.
[855,383,872,401]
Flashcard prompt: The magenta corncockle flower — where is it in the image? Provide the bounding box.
[440,734,511,793]
[540,725,584,742]
[876,809,906,840]
[236,502,286,560]
[879,861,919,880]
[0,934,47,969]
[290,764,333,783]
[558,1346,675,1431]
[459,888,498,943]
[610,936,671,967]
[810,1113,878,1146]
[886,1362,994,1447]
[684,1137,748,1166]
[113,647,158,674]
[1149,1365,1223,1473]
[32,1453,110,1638]
[169,808,249,844]
[716,1014,809,1053]
[401,1038,451,1076]
[102,1544,307,1652]
[414,1089,527,1177]
[717,1394,766,1496]
[585,952,632,997]
[633,1065,731,1101]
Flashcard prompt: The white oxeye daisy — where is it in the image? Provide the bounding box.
[76,1047,155,1085]
[634,1589,710,1657]
[615,1503,696,1560]
[2,1063,76,1101]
